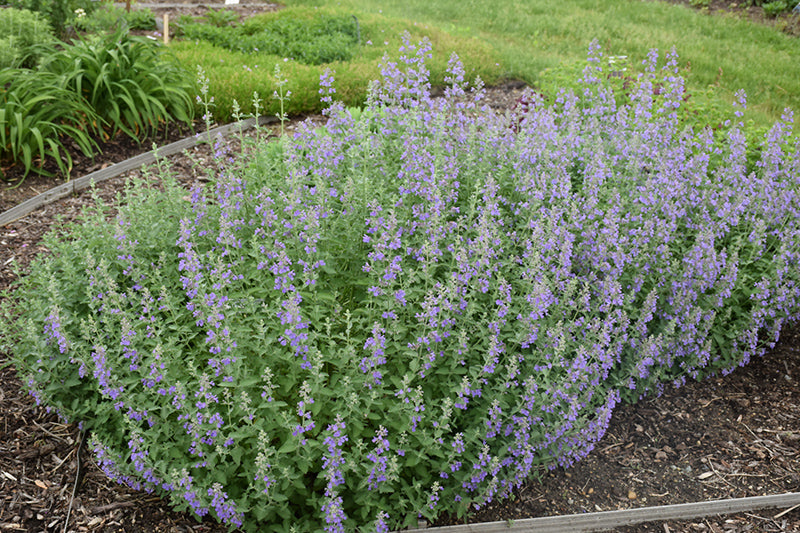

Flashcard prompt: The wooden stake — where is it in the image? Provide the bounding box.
[163,13,169,44]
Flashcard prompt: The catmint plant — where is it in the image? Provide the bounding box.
[3,36,799,532]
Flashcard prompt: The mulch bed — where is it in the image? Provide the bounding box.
[1,3,799,530]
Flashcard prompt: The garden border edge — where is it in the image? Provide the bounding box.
[0,115,278,228]
[404,492,800,533]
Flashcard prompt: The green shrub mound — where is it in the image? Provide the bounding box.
[183,12,361,65]
[3,40,799,532]
[0,7,54,68]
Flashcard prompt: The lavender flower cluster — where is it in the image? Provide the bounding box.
[6,36,799,532]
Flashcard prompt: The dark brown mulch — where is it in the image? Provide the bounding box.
[1,3,799,530]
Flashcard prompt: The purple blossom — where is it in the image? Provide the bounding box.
[361,323,387,387]
[321,416,348,532]
[44,307,68,354]
[373,511,390,533]
[366,426,390,490]
[207,483,244,527]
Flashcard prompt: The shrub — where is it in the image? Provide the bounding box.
[124,7,156,30]
[4,39,799,532]
[536,54,775,174]
[73,4,155,33]
[169,13,195,37]
[0,7,55,68]
[0,37,18,68]
[203,7,238,27]
[73,3,127,33]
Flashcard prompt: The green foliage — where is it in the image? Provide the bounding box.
[762,0,789,16]
[183,11,360,65]
[202,7,238,27]
[40,27,194,141]
[170,6,503,122]
[0,8,55,68]
[0,68,100,179]
[124,7,156,30]
[0,38,19,69]
[73,3,127,32]
[166,13,196,37]
[1,0,95,36]
[73,4,156,33]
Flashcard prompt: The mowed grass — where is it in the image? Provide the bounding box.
[275,0,799,130]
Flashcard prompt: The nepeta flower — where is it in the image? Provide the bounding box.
[321,416,348,532]
[44,307,69,354]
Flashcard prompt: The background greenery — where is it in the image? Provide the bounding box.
[156,0,800,138]
[283,0,799,129]
[0,7,55,69]
[1,0,95,35]
[170,4,504,121]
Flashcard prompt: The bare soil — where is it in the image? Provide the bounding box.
[1,2,799,531]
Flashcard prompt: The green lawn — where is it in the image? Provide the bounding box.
[277,0,799,129]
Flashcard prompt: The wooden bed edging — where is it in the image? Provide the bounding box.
[0,116,277,228]
[403,492,800,533]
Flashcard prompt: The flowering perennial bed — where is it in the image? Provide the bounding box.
[2,38,799,532]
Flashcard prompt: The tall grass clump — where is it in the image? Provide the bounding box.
[0,68,100,179]
[1,26,194,181]
[3,38,799,532]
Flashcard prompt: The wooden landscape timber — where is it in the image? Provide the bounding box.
[405,492,800,533]
[0,116,277,228]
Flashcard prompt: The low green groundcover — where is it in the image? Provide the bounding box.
[183,13,361,65]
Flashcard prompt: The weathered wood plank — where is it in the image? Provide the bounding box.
[0,116,276,227]
[402,492,800,533]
